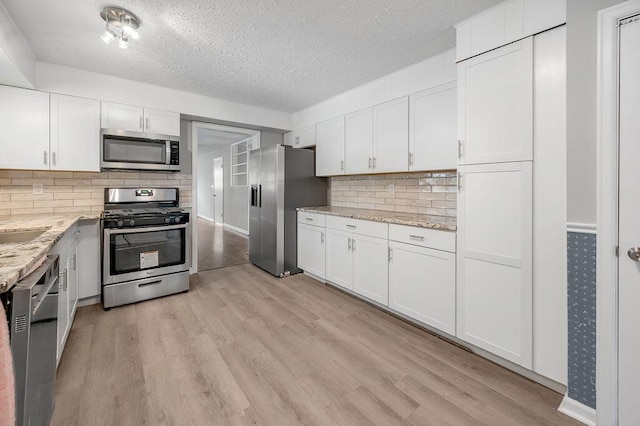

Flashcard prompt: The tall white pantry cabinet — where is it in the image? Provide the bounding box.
[455,17,567,384]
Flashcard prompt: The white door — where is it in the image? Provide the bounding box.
[50,94,101,172]
[458,37,533,165]
[456,161,533,368]
[101,102,144,132]
[373,97,409,173]
[144,108,180,136]
[213,157,224,224]
[315,116,345,176]
[297,224,326,279]
[389,241,456,335]
[618,17,640,424]
[345,107,374,175]
[409,82,457,171]
[352,234,389,305]
[0,86,49,170]
[325,228,352,290]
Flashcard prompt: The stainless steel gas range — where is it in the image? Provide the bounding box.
[101,187,190,309]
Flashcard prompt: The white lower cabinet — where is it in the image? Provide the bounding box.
[389,241,456,335]
[325,229,353,290]
[297,223,326,279]
[351,234,389,305]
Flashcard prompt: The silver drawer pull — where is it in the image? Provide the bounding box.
[305,217,314,221]
[409,235,425,241]
[346,224,357,229]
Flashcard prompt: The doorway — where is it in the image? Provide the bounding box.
[192,122,260,272]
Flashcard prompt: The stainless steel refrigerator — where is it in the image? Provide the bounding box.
[249,144,327,276]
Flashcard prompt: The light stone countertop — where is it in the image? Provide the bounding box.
[297,206,457,232]
[0,213,101,292]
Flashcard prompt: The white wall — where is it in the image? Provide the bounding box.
[0,1,36,87]
[197,147,221,222]
[566,0,626,226]
[34,62,292,131]
[292,49,456,128]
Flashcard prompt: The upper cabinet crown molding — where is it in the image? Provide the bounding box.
[455,0,566,62]
[101,101,180,136]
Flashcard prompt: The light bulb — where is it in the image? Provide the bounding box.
[119,34,128,49]
[123,24,139,40]
[101,29,116,43]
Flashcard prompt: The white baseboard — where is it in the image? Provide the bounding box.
[223,223,249,236]
[197,214,214,223]
[558,395,596,426]
[77,295,101,308]
[567,222,597,234]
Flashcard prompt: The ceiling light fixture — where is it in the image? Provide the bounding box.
[100,6,140,49]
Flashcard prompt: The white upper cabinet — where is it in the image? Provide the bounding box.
[315,116,346,176]
[101,102,144,132]
[290,125,316,148]
[345,107,374,175]
[50,94,101,172]
[373,97,409,173]
[144,108,180,136]
[456,161,533,368]
[455,0,566,61]
[409,82,457,171]
[458,38,533,165]
[101,102,180,136]
[0,86,50,170]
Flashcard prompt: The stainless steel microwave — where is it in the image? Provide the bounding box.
[101,129,180,172]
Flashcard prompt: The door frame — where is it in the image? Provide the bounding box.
[213,156,224,224]
[597,2,640,424]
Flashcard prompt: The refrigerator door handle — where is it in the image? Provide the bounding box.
[258,184,262,208]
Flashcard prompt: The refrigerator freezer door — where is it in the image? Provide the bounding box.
[257,145,285,275]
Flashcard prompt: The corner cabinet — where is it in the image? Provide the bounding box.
[0,86,50,170]
[315,116,346,176]
[101,102,180,136]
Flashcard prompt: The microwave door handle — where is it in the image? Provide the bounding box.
[166,142,171,165]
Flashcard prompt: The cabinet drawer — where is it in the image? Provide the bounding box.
[297,211,326,227]
[326,216,388,239]
[389,224,455,253]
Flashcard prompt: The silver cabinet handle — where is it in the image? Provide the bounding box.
[348,237,352,251]
[409,152,414,167]
[628,247,640,261]
[352,239,356,251]
[52,151,56,166]
[369,157,372,168]
[295,136,300,145]
[321,232,324,243]
[409,235,425,241]
[458,140,464,159]
[346,224,356,229]
[373,157,377,168]
[458,172,462,192]
[140,116,143,129]
[305,217,314,221]
[43,151,48,166]
[146,117,149,130]
[341,160,344,171]
[388,247,393,262]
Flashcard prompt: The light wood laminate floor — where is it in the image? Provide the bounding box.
[197,218,249,271]
[52,264,579,426]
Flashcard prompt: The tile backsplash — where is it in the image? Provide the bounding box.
[0,170,192,217]
[329,171,457,218]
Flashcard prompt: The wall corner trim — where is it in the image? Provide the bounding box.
[223,223,249,236]
[567,222,597,234]
[558,394,596,426]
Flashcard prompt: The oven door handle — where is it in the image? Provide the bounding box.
[104,223,188,235]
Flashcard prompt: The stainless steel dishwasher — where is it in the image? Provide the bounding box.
[9,255,59,426]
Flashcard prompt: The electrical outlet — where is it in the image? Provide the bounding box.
[388,184,395,194]
[32,183,44,195]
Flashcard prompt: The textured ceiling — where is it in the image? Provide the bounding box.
[2,0,502,112]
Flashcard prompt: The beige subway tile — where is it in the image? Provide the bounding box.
[395,205,419,214]
[374,204,395,212]
[0,186,32,194]
[375,192,388,198]
[342,202,358,208]
[357,203,375,209]
[54,192,91,200]
[366,198,379,204]
[54,178,92,186]
[0,170,33,178]
[432,186,456,193]
[419,192,447,201]
[179,180,192,186]
[0,178,11,185]
[91,192,106,199]
[125,179,156,186]
[0,209,10,217]
[0,194,10,202]
[108,172,138,179]
[5,201,34,209]
[73,171,106,179]
[12,207,53,215]
[12,178,54,186]
[46,185,73,193]
[395,192,418,200]
[11,193,54,201]
[34,200,73,208]
[446,193,457,201]
[34,171,74,179]
[54,206,84,214]
[331,202,343,207]
[142,173,169,180]
[432,201,457,209]
[446,208,457,217]
[91,179,123,186]
[407,199,431,207]
[426,207,447,216]
[90,205,105,212]
[72,186,97,193]
[172,173,192,180]
[74,199,103,207]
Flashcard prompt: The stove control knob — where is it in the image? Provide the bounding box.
[129,219,135,227]
[175,216,182,224]
[165,217,171,224]
[116,220,124,228]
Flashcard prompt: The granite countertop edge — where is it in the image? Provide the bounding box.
[0,213,101,291]
[297,206,457,232]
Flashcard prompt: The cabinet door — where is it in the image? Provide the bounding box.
[315,116,345,176]
[345,107,374,175]
[389,241,456,335]
[456,162,533,368]
[50,94,101,172]
[68,236,79,322]
[458,38,533,165]
[57,250,70,364]
[284,132,294,146]
[144,108,180,136]
[297,224,326,279]
[409,82,457,171]
[352,234,389,305]
[373,97,409,173]
[325,229,352,290]
[0,86,49,170]
[101,102,144,132]
[292,125,316,148]
[77,219,101,299]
